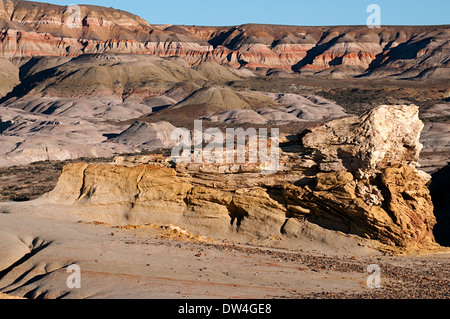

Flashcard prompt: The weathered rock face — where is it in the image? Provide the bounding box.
[302,104,425,179]
[45,105,439,252]
[291,105,436,249]
[283,165,436,248]
[0,0,448,79]
[46,163,192,210]
[380,164,436,246]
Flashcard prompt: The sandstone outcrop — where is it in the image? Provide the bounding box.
[301,104,425,179]
[45,105,440,252]
[282,165,436,248]
[47,163,192,210]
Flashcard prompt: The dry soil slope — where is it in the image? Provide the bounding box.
[1,53,246,102]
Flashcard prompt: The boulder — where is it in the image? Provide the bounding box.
[302,104,425,179]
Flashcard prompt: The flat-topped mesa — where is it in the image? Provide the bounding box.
[44,105,439,252]
[0,1,448,78]
[301,104,425,180]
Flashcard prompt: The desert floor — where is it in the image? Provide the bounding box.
[0,200,449,299]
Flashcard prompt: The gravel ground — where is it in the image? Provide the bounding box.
[173,240,450,299]
[1,201,449,300]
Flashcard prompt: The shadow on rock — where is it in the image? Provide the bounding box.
[430,163,450,247]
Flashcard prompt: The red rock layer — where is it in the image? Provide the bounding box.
[0,0,448,78]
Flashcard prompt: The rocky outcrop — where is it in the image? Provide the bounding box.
[283,164,436,248]
[46,163,192,209]
[301,104,425,179]
[287,105,437,249]
[44,104,440,252]
[0,0,448,79]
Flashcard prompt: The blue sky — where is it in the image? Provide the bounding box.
[44,0,449,26]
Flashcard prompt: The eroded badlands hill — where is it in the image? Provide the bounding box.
[0,0,448,79]
[0,0,448,172]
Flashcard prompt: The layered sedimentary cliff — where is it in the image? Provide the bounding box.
[45,105,439,252]
[0,0,448,78]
